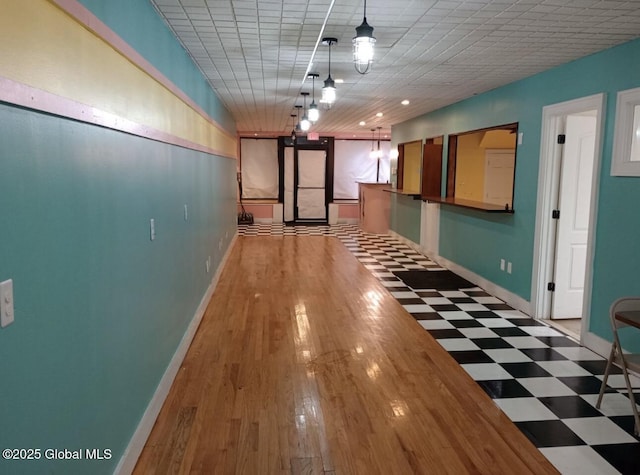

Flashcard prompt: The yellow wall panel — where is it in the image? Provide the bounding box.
[0,0,236,158]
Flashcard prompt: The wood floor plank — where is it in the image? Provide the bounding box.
[134,236,558,474]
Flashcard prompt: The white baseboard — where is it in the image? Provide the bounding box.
[387,230,530,315]
[115,233,237,475]
[582,330,613,359]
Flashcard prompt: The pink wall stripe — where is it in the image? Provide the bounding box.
[0,76,235,159]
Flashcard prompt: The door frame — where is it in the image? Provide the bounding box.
[531,93,605,339]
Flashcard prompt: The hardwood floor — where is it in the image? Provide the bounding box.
[134,236,558,474]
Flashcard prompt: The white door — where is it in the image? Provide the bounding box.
[484,149,515,208]
[297,150,326,220]
[552,113,597,319]
[284,147,294,222]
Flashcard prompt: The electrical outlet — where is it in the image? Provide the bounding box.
[184,204,188,221]
[500,259,505,271]
[1,279,15,328]
[150,218,155,241]
[507,262,512,274]
[206,256,211,274]
[218,238,223,251]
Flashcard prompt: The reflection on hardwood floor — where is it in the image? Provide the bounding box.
[134,236,558,474]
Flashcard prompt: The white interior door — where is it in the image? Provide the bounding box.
[284,147,294,222]
[484,149,515,208]
[552,113,597,319]
[297,150,326,220]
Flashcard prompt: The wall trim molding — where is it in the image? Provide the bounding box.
[114,233,237,474]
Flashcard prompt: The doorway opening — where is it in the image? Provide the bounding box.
[531,94,605,343]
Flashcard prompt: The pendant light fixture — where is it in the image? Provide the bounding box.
[290,113,297,143]
[353,0,375,75]
[300,92,311,132]
[375,126,382,181]
[307,73,320,123]
[369,128,377,158]
[294,105,302,132]
[321,37,337,107]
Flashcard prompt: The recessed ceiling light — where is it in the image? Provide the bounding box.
[401,99,410,105]
[376,112,383,117]
[359,121,366,126]
[335,78,344,84]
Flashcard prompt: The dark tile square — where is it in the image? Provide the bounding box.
[463,290,491,297]
[478,379,533,399]
[430,304,461,312]
[592,443,640,474]
[521,348,568,361]
[468,310,500,319]
[427,329,465,339]
[492,327,531,337]
[539,396,601,418]
[471,338,514,349]
[449,350,493,364]
[410,312,442,321]
[507,318,543,327]
[449,297,476,304]
[514,420,585,448]
[398,298,428,305]
[379,276,403,282]
[536,336,581,347]
[416,291,443,298]
[576,360,623,376]
[501,362,552,378]
[449,319,484,328]
[484,303,513,310]
[557,376,617,395]
[609,416,640,440]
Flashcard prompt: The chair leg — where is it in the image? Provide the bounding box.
[596,343,617,409]
[619,362,640,437]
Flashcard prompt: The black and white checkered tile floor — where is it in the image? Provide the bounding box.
[238,224,640,474]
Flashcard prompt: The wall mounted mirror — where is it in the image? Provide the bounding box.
[446,123,518,211]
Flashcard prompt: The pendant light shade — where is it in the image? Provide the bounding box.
[307,73,320,123]
[353,0,375,75]
[290,113,297,143]
[321,37,337,107]
[300,92,311,132]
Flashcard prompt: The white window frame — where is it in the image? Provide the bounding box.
[611,87,640,176]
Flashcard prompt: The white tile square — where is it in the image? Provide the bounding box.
[437,338,480,351]
[503,336,549,349]
[520,326,565,337]
[461,363,513,380]
[364,264,386,270]
[581,393,638,416]
[485,348,532,363]
[493,397,558,421]
[439,291,467,297]
[517,377,576,397]
[563,417,637,445]
[390,291,419,298]
[553,347,605,361]
[458,327,499,339]
[403,304,434,313]
[476,318,516,328]
[381,281,408,288]
[536,361,593,377]
[372,272,395,278]
[404,264,425,269]
[540,446,619,475]
[439,311,473,320]
[494,309,530,319]
[457,303,489,311]
[596,373,640,389]
[421,297,453,305]
[418,320,454,330]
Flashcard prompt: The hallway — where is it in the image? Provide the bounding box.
[135,225,639,474]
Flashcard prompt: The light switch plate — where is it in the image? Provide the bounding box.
[0,279,15,328]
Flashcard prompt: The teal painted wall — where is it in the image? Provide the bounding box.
[392,38,640,351]
[390,194,421,243]
[0,3,237,474]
